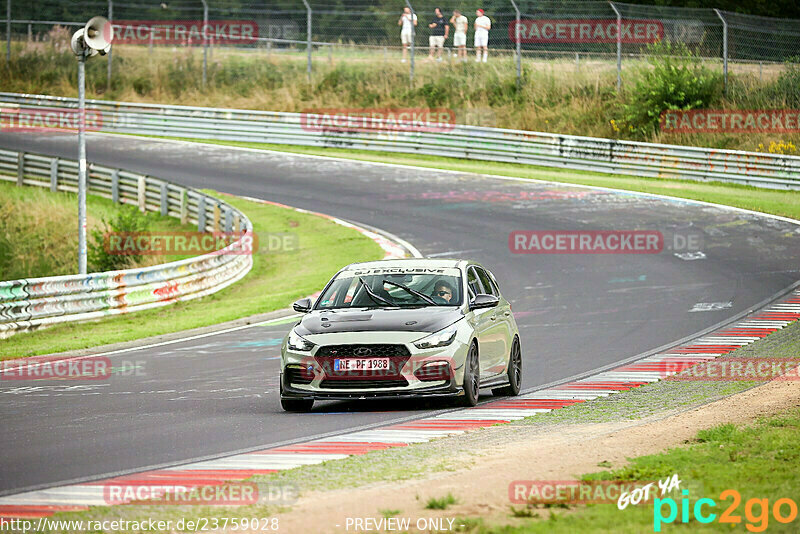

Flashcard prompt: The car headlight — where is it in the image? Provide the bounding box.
[413,322,459,349]
[287,328,315,352]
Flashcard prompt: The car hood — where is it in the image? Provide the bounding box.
[295,307,464,335]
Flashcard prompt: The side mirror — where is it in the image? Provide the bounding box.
[469,293,499,310]
[292,298,312,313]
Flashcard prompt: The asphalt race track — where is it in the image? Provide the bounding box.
[1,132,799,496]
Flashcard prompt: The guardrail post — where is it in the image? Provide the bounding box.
[197,196,206,231]
[160,182,168,216]
[111,169,119,203]
[137,174,146,212]
[213,203,220,232]
[16,152,23,186]
[50,158,58,192]
[233,213,240,234]
[224,208,232,232]
[714,9,728,95]
[180,189,188,225]
[609,2,622,90]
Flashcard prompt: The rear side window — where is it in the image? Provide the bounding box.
[476,267,498,297]
[466,267,482,298]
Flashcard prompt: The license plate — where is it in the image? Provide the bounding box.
[334,358,390,372]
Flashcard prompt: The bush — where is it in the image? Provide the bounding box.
[88,205,151,272]
[618,41,722,137]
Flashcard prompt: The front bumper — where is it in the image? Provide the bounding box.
[280,332,471,400]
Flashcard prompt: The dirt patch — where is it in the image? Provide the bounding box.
[268,376,800,533]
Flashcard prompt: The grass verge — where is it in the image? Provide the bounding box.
[0,189,384,359]
[0,181,193,279]
[463,407,800,533]
[146,136,800,221]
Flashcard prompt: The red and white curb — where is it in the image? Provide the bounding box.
[2,289,798,519]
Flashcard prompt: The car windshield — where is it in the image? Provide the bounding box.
[316,271,463,309]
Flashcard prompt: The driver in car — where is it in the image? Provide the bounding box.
[432,280,454,304]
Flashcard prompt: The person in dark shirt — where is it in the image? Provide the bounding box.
[427,7,449,61]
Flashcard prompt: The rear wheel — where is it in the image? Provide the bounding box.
[493,337,522,397]
[459,342,480,407]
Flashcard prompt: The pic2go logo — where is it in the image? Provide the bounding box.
[653,489,799,532]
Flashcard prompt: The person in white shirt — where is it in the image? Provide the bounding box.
[450,9,468,61]
[474,8,491,63]
[398,7,417,63]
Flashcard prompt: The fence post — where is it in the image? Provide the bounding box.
[137,174,146,212]
[107,0,113,93]
[180,189,188,225]
[197,196,206,231]
[609,2,622,90]
[405,0,415,83]
[16,152,24,186]
[301,0,311,83]
[111,169,119,202]
[510,0,521,90]
[160,182,168,216]
[50,158,58,192]
[200,0,208,88]
[6,0,10,63]
[714,9,728,95]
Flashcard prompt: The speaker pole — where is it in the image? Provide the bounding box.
[77,51,88,274]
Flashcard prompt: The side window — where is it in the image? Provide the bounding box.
[484,269,501,295]
[476,268,498,297]
[466,267,483,299]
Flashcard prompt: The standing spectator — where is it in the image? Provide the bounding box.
[474,8,491,63]
[450,9,468,61]
[427,7,448,61]
[398,7,417,63]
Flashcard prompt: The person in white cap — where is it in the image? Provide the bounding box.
[474,8,491,62]
[398,7,418,63]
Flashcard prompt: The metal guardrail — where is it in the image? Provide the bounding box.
[0,147,254,338]
[1,92,798,190]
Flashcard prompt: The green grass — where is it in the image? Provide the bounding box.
[426,493,458,510]
[149,136,800,222]
[461,408,800,533]
[0,189,385,359]
[0,180,193,279]
[3,39,799,153]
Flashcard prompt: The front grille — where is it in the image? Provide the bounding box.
[285,366,313,385]
[315,344,412,380]
[320,379,409,390]
[316,344,410,358]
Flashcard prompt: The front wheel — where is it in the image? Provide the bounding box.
[493,337,522,397]
[459,342,480,407]
[280,374,314,412]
